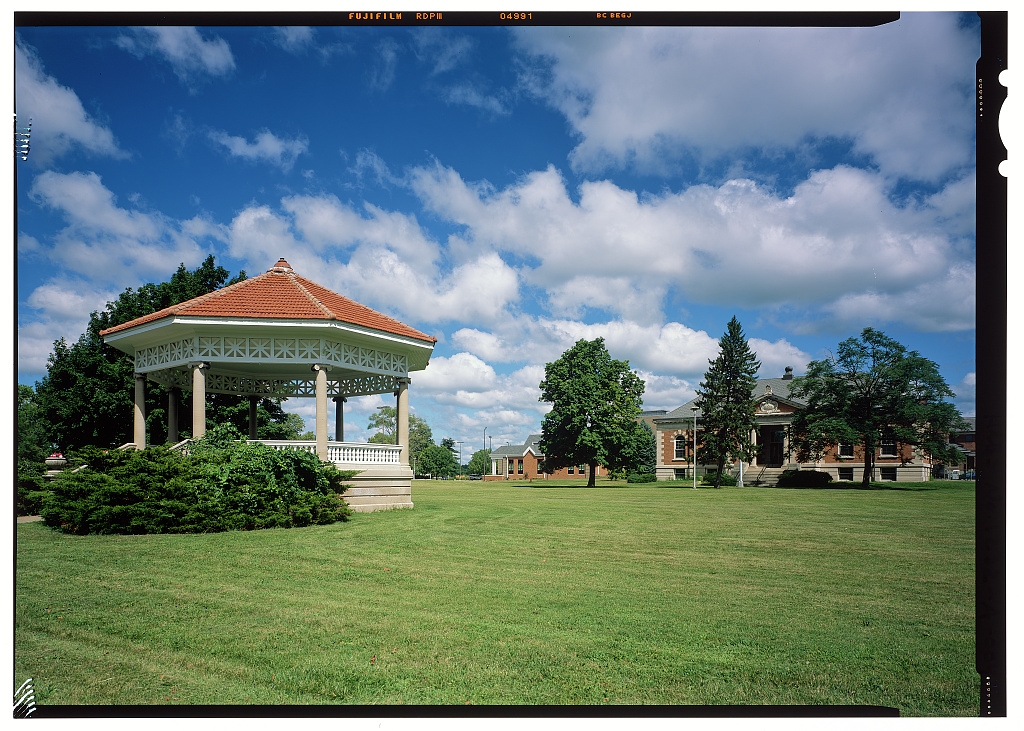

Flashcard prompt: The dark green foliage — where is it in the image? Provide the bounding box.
[466,449,491,476]
[39,425,354,535]
[701,472,737,487]
[789,328,968,490]
[775,470,833,488]
[17,461,50,516]
[417,444,458,478]
[626,472,657,483]
[539,338,646,488]
[695,317,760,488]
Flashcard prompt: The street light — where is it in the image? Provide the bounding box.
[691,406,699,490]
[456,441,463,478]
[483,427,487,451]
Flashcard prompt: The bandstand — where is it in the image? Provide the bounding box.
[100,258,436,511]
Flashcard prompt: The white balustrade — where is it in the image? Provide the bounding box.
[251,440,401,464]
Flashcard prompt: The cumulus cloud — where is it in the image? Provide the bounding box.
[226,196,521,326]
[208,129,309,172]
[28,170,213,284]
[115,27,235,87]
[18,279,119,376]
[15,38,127,163]
[409,160,974,332]
[512,14,977,182]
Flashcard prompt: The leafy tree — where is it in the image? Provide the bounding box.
[18,384,50,463]
[789,328,967,489]
[695,317,761,488]
[466,448,492,476]
[538,338,646,488]
[32,256,259,451]
[417,444,457,478]
[367,405,433,462]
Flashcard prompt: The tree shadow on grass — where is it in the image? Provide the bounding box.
[756,483,940,492]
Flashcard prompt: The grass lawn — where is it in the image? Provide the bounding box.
[15,478,976,713]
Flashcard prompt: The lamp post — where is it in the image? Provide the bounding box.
[691,406,699,490]
[483,427,487,451]
[456,441,463,478]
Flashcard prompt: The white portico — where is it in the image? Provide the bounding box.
[100,258,436,511]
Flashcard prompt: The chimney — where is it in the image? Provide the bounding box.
[783,366,793,380]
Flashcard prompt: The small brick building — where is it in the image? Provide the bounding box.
[486,434,602,481]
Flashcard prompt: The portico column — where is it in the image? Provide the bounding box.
[167,387,178,444]
[248,396,258,439]
[333,396,346,441]
[313,364,331,461]
[190,362,208,439]
[133,373,146,449]
[396,377,410,465]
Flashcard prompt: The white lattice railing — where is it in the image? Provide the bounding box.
[253,440,401,465]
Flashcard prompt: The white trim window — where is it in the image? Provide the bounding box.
[674,436,686,460]
[838,443,854,458]
[880,435,897,457]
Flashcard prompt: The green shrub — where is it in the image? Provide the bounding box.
[40,426,356,535]
[775,469,833,488]
[17,461,51,516]
[701,472,737,487]
[626,472,657,483]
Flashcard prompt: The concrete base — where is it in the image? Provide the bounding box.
[334,463,414,512]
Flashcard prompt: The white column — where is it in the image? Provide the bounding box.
[133,373,146,449]
[167,387,178,444]
[313,364,331,461]
[333,396,346,441]
[191,362,208,439]
[396,377,410,465]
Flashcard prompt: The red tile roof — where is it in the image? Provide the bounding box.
[99,259,437,343]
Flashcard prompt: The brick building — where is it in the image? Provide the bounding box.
[486,434,602,481]
[653,367,940,485]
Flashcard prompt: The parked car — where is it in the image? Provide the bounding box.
[469,474,483,481]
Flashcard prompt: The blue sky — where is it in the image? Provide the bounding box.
[14,14,980,452]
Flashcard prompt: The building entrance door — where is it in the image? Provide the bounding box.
[757,426,785,467]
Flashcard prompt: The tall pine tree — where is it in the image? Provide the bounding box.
[695,317,761,488]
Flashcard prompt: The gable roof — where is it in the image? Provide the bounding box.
[658,376,806,420]
[491,434,544,458]
[99,258,437,344]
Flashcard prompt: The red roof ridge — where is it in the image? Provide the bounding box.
[287,272,337,320]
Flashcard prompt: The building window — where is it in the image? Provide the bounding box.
[507,460,513,474]
[838,467,853,481]
[674,435,686,460]
[674,468,686,480]
[838,443,854,458]
[578,465,586,475]
[517,460,523,474]
[880,435,897,457]
[567,465,574,474]
[880,467,897,481]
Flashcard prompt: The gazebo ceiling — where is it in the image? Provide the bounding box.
[100,259,436,388]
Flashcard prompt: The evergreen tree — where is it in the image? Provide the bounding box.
[695,317,761,488]
[538,338,645,488]
[789,328,967,488]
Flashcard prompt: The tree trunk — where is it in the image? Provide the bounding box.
[862,449,874,489]
[715,456,726,488]
[587,462,597,488]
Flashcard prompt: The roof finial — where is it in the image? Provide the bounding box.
[270,258,293,273]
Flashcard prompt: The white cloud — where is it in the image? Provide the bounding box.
[209,129,309,172]
[15,38,127,163]
[226,197,520,326]
[28,170,211,284]
[18,279,119,376]
[747,338,812,380]
[443,85,508,116]
[417,353,498,393]
[952,372,976,417]
[412,29,474,75]
[116,27,235,86]
[409,160,973,332]
[369,38,401,91]
[512,14,976,182]
[273,27,315,53]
